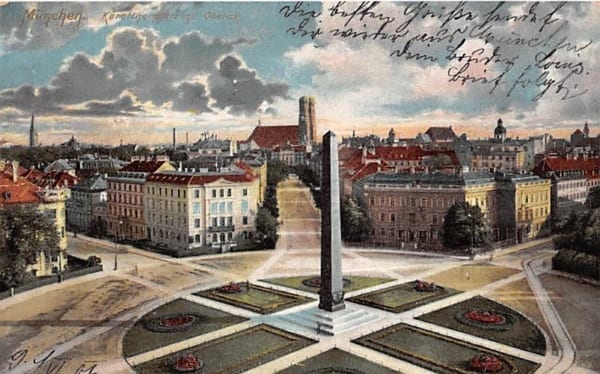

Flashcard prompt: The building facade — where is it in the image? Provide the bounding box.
[144,165,259,253]
[107,159,174,241]
[66,174,107,234]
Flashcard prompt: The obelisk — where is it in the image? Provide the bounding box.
[319,131,345,312]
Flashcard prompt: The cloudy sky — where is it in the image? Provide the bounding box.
[0,1,598,145]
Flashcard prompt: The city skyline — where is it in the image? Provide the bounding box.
[0,2,598,145]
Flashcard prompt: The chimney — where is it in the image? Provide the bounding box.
[12,161,18,183]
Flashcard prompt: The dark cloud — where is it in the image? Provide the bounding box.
[209,56,289,115]
[67,94,143,116]
[0,28,285,118]
[172,82,211,113]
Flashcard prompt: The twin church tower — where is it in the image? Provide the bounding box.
[298,96,317,145]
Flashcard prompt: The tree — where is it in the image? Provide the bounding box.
[263,186,279,218]
[256,207,279,249]
[442,202,491,254]
[267,159,288,186]
[555,208,600,256]
[587,187,600,209]
[341,197,372,243]
[0,205,60,290]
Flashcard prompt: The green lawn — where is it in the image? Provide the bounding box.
[122,299,248,357]
[194,282,313,314]
[134,324,317,374]
[417,295,546,355]
[278,348,400,374]
[353,323,539,374]
[262,275,394,294]
[347,281,461,313]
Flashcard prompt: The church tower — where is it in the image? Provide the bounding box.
[494,118,506,143]
[583,122,590,138]
[298,96,317,144]
[29,113,38,148]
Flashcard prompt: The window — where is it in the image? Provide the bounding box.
[227,202,233,213]
[195,234,201,243]
[243,188,248,196]
[243,216,248,225]
[241,200,249,213]
[212,233,218,242]
[370,198,375,206]
[408,213,416,224]
[220,217,225,226]
[212,217,217,226]
[227,188,232,197]
[227,217,233,226]
[212,189,217,198]
[219,189,224,197]
[210,202,218,214]
[390,213,395,222]
[193,202,201,214]
[219,202,226,213]
[227,232,233,240]
[195,190,200,198]
[195,218,201,228]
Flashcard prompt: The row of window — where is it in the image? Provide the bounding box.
[370,196,458,209]
[374,228,438,242]
[109,193,141,205]
[109,182,143,192]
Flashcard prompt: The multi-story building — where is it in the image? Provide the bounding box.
[353,170,551,250]
[470,119,527,172]
[496,174,551,242]
[66,174,107,234]
[144,163,259,253]
[354,172,467,250]
[1,160,69,276]
[107,159,174,241]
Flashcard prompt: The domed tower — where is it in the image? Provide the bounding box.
[494,118,506,143]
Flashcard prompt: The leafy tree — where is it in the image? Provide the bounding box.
[267,159,288,186]
[256,207,279,249]
[587,187,600,209]
[263,186,279,218]
[0,205,60,290]
[341,197,372,242]
[442,202,491,254]
[554,208,600,256]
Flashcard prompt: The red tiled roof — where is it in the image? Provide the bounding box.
[246,125,299,149]
[234,161,255,175]
[147,171,255,185]
[375,146,460,166]
[350,162,390,181]
[121,160,169,173]
[38,171,80,189]
[535,156,600,178]
[0,172,42,205]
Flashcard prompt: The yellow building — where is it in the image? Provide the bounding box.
[464,172,498,228]
[497,174,551,242]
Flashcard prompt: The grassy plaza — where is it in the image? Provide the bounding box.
[194,282,313,314]
[262,275,394,293]
[353,323,540,374]
[122,298,248,357]
[417,295,546,355]
[347,280,461,313]
[133,324,317,373]
[278,348,401,374]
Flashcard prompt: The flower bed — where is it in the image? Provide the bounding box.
[454,309,514,331]
[414,280,440,292]
[469,354,504,372]
[167,353,204,372]
[217,281,242,293]
[301,277,351,288]
[144,313,201,333]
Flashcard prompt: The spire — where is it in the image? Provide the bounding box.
[29,113,36,148]
[583,121,590,138]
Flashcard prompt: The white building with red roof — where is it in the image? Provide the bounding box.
[144,162,260,253]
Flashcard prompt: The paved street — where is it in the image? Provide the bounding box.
[0,178,598,373]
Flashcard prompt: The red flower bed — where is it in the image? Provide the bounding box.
[159,315,195,328]
[301,277,351,288]
[465,310,506,325]
[414,280,438,292]
[469,354,504,372]
[217,282,242,293]
[172,353,204,372]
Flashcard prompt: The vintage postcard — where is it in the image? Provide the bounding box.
[0,1,599,373]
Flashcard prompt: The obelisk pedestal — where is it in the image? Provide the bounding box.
[319,131,345,312]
